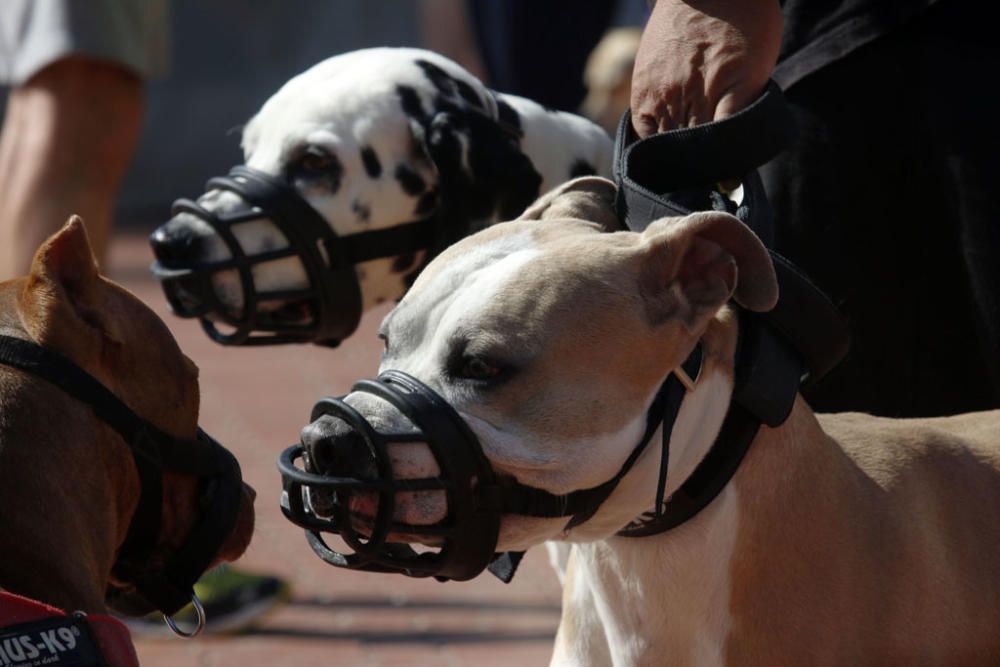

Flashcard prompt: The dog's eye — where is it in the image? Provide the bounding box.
[297,146,336,173]
[458,356,502,381]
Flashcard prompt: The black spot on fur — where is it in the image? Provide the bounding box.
[352,199,371,223]
[392,253,417,273]
[415,59,485,112]
[395,164,426,195]
[414,189,438,216]
[569,159,596,178]
[397,85,425,119]
[455,79,484,110]
[496,100,522,134]
[390,64,542,291]
[360,146,382,178]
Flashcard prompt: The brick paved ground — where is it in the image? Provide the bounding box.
[106,232,563,666]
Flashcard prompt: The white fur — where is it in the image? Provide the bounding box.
[556,486,739,667]
[162,47,612,317]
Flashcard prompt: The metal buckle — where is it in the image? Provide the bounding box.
[162,592,206,638]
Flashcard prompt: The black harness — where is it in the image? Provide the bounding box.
[277,81,851,583]
[0,335,244,621]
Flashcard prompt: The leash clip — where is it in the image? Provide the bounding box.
[163,592,206,638]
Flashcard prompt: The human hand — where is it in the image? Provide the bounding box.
[630,0,782,137]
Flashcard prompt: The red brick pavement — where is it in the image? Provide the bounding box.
[106,232,563,666]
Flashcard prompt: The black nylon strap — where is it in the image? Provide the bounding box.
[0,335,243,616]
[0,337,146,448]
[614,80,795,196]
[608,81,808,539]
[618,401,761,538]
[486,550,524,584]
[0,336,164,564]
[339,219,437,263]
[654,345,704,515]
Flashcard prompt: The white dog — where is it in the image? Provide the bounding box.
[301,178,1000,665]
[150,47,612,330]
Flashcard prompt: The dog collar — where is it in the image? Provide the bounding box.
[0,335,242,624]
[0,592,139,667]
[605,82,850,538]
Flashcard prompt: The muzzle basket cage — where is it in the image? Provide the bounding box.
[154,166,363,346]
[278,371,503,582]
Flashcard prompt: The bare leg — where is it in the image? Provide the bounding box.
[0,56,143,280]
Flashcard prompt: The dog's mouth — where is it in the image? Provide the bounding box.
[306,488,446,547]
[105,483,256,617]
[193,294,315,330]
[263,298,315,326]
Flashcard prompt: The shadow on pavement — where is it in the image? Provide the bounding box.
[247,626,556,644]
[287,595,561,613]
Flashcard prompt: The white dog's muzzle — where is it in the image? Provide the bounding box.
[151,166,437,346]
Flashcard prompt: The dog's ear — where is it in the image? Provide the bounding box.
[28,215,99,291]
[421,110,542,223]
[517,177,621,232]
[638,211,778,332]
[18,216,116,345]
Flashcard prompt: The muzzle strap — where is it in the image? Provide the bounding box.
[0,335,243,617]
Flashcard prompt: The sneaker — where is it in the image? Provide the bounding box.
[124,566,290,637]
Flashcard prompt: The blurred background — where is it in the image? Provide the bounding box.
[1,0,647,228]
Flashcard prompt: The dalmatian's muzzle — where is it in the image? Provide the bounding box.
[151,167,437,346]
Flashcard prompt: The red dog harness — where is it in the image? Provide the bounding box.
[0,592,139,667]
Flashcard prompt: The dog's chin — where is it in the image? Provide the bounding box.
[496,515,570,553]
[265,298,315,326]
[105,485,255,616]
[216,483,257,563]
[106,583,157,617]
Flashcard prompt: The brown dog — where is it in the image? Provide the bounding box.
[0,219,254,631]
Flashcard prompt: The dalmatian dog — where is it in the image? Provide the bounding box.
[150,47,612,334]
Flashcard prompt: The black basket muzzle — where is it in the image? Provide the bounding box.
[278,368,679,581]
[153,166,363,346]
[278,370,501,581]
[152,166,438,347]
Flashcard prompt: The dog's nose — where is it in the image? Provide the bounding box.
[149,215,206,263]
[301,415,376,478]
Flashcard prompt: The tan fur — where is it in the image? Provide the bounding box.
[0,217,255,614]
[329,178,1000,663]
[726,404,1000,665]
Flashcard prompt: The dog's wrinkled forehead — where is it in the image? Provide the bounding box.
[240,47,494,174]
[380,217,615,375]
[380,225,543,364]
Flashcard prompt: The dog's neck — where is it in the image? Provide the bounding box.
[552,310,834,665]
[0,368,129,614]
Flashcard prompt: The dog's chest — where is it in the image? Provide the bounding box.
[558,486,741,667]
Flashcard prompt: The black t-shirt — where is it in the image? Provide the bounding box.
[775,0,941,88]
